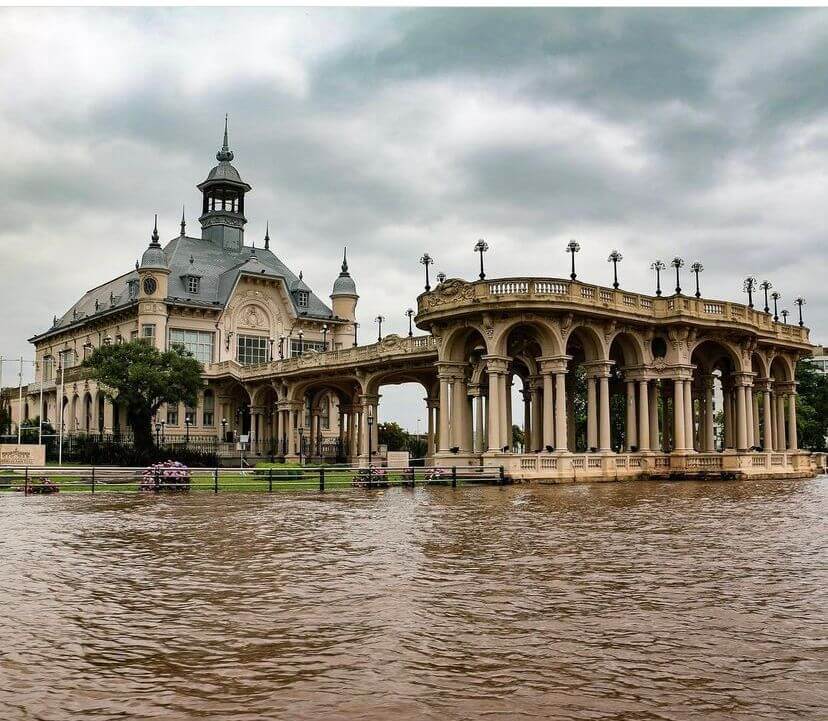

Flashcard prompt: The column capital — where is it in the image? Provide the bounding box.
[663,364,694,381]
[731,372,755,387]
[582,360,614,378]
[776,380,798,394]
[278,400,303,411]
[483,355,510,374]
[358,394,380,406]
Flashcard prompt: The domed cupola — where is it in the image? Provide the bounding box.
[331,247,357,297]
[140,215,168,271]
[197,116,252,253]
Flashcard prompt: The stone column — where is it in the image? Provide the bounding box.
[735,383,748,451]
[723,385,733,449]
[762,386,773,452]
[626,380,637,451]
[586,375,598,451]
[770,390,778,450]
[504,375,512,450]
[474,392,484,453]
[745,386,754,450]
[103,398,114,434]
[555,372,568,452]
[683,381,694,452]
[530,380,542,452]
[599,373,611,452]
[426,399,437,457]
[704,377,715,452]
[637,379,650,451]
[776,391,786,451]
[484,357,509,453]
[649,381,659,451]
[673,378,686,451]
[542,372,555,450]
[522,388,531,452]
[787,391,798,451]
[751,388,760,451]
[451,374,468,451]
[438,373,451,453]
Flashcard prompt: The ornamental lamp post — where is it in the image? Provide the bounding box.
[566,240,580,280]
[268,338,274,362]
[743,276,757,308]
[690,262,704,298]
[405,308,415,337]
[651,260,666,296]
[607,250,623,289]
[185,414,191,445]
[671,257,684,295]
[221,418,227,441]
[795,296,806,327]
[375,315,385,342]
[474,239,489,280]
[436,272,446,285]
[419,253,433,292]
[771,291,781,322]
[298,329,304,356]
[760,280,772,313]
[322,324,329,351]
[781,309,789,325]
[155,421,162,446]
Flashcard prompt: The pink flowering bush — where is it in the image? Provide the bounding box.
[140,460,191,492]
[425,467,445,483]
[353,466,388,487]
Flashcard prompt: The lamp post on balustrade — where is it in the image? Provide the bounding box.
[781,309,789,325]
[322,324,329,351]
[436,272,446,285]
[771,291,781,322]
[376,315,385,342]
[405,308,414,337]
[795,296,806,327]
[651,260,666,296]
[671,257,684,295]
[690,262,703,298]
[566,240,580,280]
[760,280,772,313]
[607,250,623,289]
[743,276,757,308]
[419,253,433,292]
[474,239,489,280]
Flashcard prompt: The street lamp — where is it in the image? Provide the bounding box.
[375,315,385,342]
[278,334,285,359]
[161,421,166,444]
[607,250,623,289]
[221,417,227,441]
[743,276,757,308]
[367,405,374,466]
[671,257,684,295]
[185,414,191,445]
[155,421,162,446]
[566,240,580,280]
[651,260,666,296]
[474,239,489,280]
[322,324,329,351]
[690,262,704,298]
[405,308,415,337]
[781,309,789,325]
[419,253,433,292]
[771,291,781,322]
[298,329,304,356]
[795,296,806,327]
[436,272,446,285]
[760,280,772,313]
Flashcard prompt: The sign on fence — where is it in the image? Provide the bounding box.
[386,451,410,468]
[0,444,46,466]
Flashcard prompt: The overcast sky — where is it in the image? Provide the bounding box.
[1,8,826,429]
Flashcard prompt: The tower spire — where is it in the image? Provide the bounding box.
[180,206,186,236]
[150,214,160,246]
[341,247,349,274]
[264,221,270,250]
[216,114,234,162]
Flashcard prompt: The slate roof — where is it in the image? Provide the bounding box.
[31,236,335,342]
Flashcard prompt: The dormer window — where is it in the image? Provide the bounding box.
[186,276,201,294]
[296,290,309,308]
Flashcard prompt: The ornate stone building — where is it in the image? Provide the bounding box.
[3,125,824,479]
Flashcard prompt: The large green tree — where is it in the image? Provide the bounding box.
[796,360,828,452]
[83,341,203,451]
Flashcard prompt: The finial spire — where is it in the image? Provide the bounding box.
[216,114,234,162]
[150,214,160,246]
[299,270,303,281]
[264,221,270,250]
[341,246,349,274]
[180,206,186,236]
[251,241,256,255]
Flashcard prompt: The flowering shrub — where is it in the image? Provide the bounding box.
[140,461,191,492]
[353,466,388,487]
[424,467,445,483]
[27,477,59,494]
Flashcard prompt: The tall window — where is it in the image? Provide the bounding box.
[296,291,309,308]
[42,356,54,381]
[185,404,197,426]
[168,329,214,364]
[203,390,215,427]
[237,335,268,365]
[167,405,179,426]
[186,276,200,294]
[142,324,156,342]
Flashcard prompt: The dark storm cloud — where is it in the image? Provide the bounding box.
[1,8,826,425]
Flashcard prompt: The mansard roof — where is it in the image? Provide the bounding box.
[30,236,334,342]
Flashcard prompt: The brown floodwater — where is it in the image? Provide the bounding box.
[1,478,826,721]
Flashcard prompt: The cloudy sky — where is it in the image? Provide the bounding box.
[1,8,827,428]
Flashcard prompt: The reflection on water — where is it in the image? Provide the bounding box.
[1,478,826,720]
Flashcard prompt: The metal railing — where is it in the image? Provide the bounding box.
[0,464,509,494]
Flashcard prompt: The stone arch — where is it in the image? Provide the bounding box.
[688,337,743,375]
[564,324,605,362]
[440,324,490,363]
[769,354,794,382]
[607,330,647,368]
[491,317,563,358]
[83,391,93,433]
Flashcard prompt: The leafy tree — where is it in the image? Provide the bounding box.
[0,402,10,436]
[796,361,828,451]
[83,341,203,451]
[511,423,524,452]
[378,421,409,451]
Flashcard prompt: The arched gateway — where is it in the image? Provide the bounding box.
[198,274,819,481]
